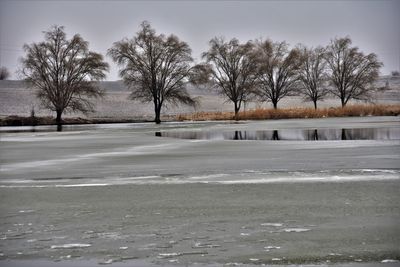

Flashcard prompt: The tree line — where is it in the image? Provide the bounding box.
[20,22,383,125]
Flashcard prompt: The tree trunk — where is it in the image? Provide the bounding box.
[313,129,319,140]
[234,131,242,140]
[154,103,161,124]
[55,110,63,132]
[56,110,62,125]
[272,130,280,140]
[234,102,240,121]
[313,100,317,110]
[272,100,278,109]
[30,108,37,126]
[341,128,347,140]
[341,97,346,107]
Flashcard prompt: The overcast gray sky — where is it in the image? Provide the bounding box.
[0,0,399,81]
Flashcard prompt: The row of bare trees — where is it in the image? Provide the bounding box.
[21,22,383,125]
[194,37,383,119]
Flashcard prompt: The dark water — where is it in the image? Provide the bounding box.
[155,128,400,141]
[0,123,152,133]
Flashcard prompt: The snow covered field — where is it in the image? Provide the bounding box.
[0,77,399,119]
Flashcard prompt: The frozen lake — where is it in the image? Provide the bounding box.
[0,117,399,266]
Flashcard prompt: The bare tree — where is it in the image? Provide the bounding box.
[108,21,196,124]
[193,37,257,120]
[325,37,383,107]
[254,40,301,109]
[21,26,109,127]
[391,70,399,76]
[0,67,10,80]
[297,46,329,109]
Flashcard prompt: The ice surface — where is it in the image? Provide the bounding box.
[1,118,400,265]
[2,143,178,172]
[1,169,399,188]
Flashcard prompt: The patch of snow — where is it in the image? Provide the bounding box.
[282,228,311,233]
[382,259,399,263]
[18,210,35,213]
[261,223,283,227]
[188,174,228,180]
[51,243,91,249]
[60,255,72,259]
[99,259,113,265]
[265,246,281,249]
[158,252,182,258]
[193,242,220,248]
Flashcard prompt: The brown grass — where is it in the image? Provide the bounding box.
[1,104,399,126]
[0,116,150,126]
[176,104,400,121]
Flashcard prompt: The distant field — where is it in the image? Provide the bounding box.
[0,76,399,120]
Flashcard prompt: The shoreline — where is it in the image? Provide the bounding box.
[1,104,399,127]
[0,259,399,267]
[0,116,154,127]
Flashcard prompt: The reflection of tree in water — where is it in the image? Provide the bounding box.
[272,130,280,140]
[255,131,271,140]
[313,129,319,140]
[234,131,240,140]
[154,127,399,141]
[57,125,62,132]
[341,129,347,140]
[304,129,318,140]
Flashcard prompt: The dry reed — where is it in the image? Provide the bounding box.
[176,104,400,121]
